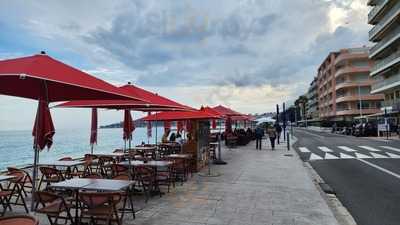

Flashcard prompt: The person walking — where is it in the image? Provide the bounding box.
[267,126,277,150]
[255,126,264,150]
[274,123,282,144]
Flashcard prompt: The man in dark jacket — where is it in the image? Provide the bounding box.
[255,126,264,150]
[274,123,282,144]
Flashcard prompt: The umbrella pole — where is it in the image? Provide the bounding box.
[91,144,94,154]
[31,97,42,211]
[155,120,158,146]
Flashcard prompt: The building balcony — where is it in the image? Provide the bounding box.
[369,25,400,59]
[371,71,400,93]
[369,1,400,41]
[336,95,384,103]
[370,49,400,76]
[335,80,374,91]
[368,0,390,24]
[336,108,382,116]
[335,66,370,78]
[368,0,379,6]
[334,51,369,66]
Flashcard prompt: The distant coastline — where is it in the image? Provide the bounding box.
[100,120,164,129]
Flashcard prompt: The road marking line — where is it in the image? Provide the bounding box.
[338,146,357,152]
[340,153,354,159]
[324,153,339,159]
[309,153,323,161]
[370,152,388,158]
[358,146,381,152]
[297,129,325,139]
[355,153,372,158]
[387,153,400,158]
[299,147,310,153]
[380,146,400,153]
[318,146,333,152]
[358,159,400,180]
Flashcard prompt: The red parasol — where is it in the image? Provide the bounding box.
[164,121,171,133]
[123,110,134,141]
[142,110,221,121]
[0,53,139,210]
[32,100,55,150]
[90,108,98,152]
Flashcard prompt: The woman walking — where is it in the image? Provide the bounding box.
[267,126,277,150]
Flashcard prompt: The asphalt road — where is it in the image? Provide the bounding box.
[293,128,400,225]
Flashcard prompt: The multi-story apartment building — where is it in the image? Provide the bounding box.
[317,47,384,121]
[368,0,400,115]
[306,77,319,119]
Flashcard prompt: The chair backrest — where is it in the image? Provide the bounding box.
[0,215,39,225]
[79,192,121,209]
[84,154,98,160]
[39,167,63,179]
[98,156,114,165]
[112,174,130,180]
[35,191,60,204]
[7,170,26,183]
[82,174,103,179]
[58,157,73,161]
[113,149,124,153]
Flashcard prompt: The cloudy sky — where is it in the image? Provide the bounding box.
[0,0,371,130]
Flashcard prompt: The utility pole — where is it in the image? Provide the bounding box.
[283,102,286,141]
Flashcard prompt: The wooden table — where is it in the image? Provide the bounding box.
[38,161,85,167]
[118,160,173,168]
[92,152,126,158]
[166,154,192,159]
[0,175,15,182]
[50,178,135,224]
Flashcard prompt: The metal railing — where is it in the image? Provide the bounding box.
[371,72,400,91]
[368,0,389,23]
[369,1,400,40]
[371,49,400,75]
[370,25,400,57]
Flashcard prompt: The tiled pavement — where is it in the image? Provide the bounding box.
[10,136,340,225]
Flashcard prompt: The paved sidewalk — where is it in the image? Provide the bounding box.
[131,137,339,225]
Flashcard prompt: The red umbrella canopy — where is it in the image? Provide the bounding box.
[225,116,233,133]
[212,105,243,116]
[123,110,134,140]
[119,83,193,111]
[200,106,224,117]
[142,110,221,121]
[90,108,98,145]
[32,100,55,150]
[0,53,138,102]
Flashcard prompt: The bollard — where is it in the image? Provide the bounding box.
[287,132,290,151]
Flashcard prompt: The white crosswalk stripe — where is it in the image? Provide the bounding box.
[340,153,354,159]
[380,146,400,153]
[298,146,400,161]
[309,153,323,161]
[324,153,339,159]
[318,146,333,152]
[370,152,388,158]
[338,146,357,152]
[358,146,381,152]
[387,153,400,158]
[355,152,372,158]
[299,147,310,153]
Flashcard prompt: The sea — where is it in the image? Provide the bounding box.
[0,127,165,171]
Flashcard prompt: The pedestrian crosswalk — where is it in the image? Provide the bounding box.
[297,145,400,161]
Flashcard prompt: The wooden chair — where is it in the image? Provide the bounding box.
[0,171,29,216]
[134,166,157,202]
[38,167,65,190]
[78,192,122,225]
[0,215,39,225]
[35,191,74,225]
[6,167,33,196]
[112,175,135,220]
